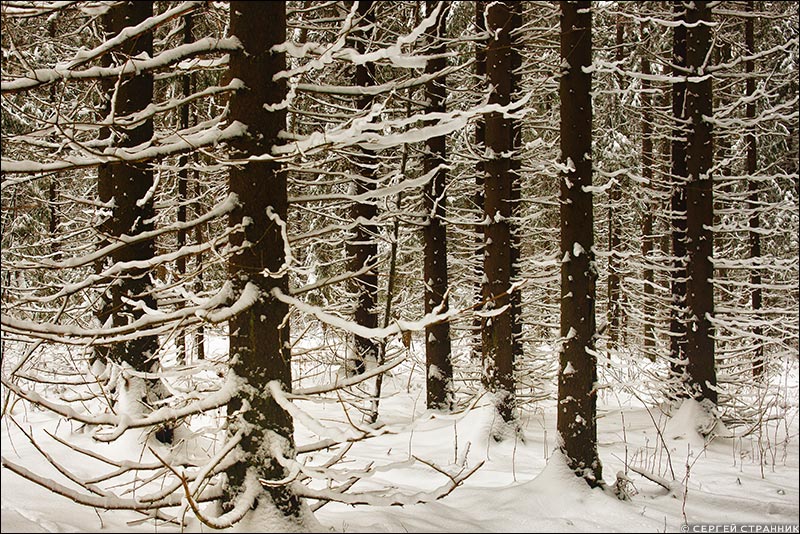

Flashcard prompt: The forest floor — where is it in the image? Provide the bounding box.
[2,333,798,533]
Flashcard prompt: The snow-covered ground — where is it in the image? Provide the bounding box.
[2,334,798,532]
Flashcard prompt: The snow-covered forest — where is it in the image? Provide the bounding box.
[1,1,798,532]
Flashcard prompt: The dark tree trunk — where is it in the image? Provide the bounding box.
[346,0,378,376]
[669,4,689,394]
[745,1,764,378]
[423,0,454,411]
[640,22,655,352]
[48,15,60,262]
[103,1,158,374]
[193,174,205,361]
[713,40,732,284]
[48,179,59,258]
[176,12,193,365]
[225,1,303,518]
[607,15,623,350]
[94,9,114,366]
[482,0,519,427]
[684,0,717,405]
[473,0,487,362]
[558,0,602,488]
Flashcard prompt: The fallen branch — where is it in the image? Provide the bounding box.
[628,465,684,496]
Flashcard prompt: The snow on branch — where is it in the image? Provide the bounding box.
[1,273,238,345]
[289,163,442,204]
[0,456,220,511]
[1,120,246,177]
[14,193,237,271]
[291,459,484,507]
[274,91,526,157]
[1,36,242,94]
[292,354,406,397]
[329,1,442,69]
[276,1,443,79]
[271,288,457,342]
[293,62,470,97]
[62,1,204,70]
[1,373,238,440]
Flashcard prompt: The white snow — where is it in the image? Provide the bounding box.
[2,334,796,533]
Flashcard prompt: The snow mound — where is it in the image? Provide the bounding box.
[664,398,719,447]
[472,452,663,532]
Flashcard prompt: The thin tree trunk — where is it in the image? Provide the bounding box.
[558,0,602,487]
[368,84,415,425]
[714,40,732,283]
[346,0,378,376]
[368,189,401,425]
[224,1,304,519]
[607,15,623,350]
[684,0,717,405]
[473,0,487,362]
[669,4,689,396]
[640,22,655,353]
[745,1,764,378]
[48,15,60,262]
[193,173,205,361]
[423,0,454,412]
[176,12,193,365]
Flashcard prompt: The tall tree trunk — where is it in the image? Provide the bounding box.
[669,4,689,396]
[473,0,487,362]
[368,81,417,424]
[194,173,205,361]
[607,15,623,350]
[423,0,454,411]
[176,12,193,365]
[640,22,656,352]
[482,0,519,428]
[94,6,115,366]
[745,1,764,378]
[684,0,717,405]
[100,2,160,400]
[558,0,602,488]
[713,40,732,284]
[47,14,60,262]
[225,1,305,520]
[346,0,378,376]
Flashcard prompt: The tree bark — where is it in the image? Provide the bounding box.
[745,1,764,378]
[669,4,689,395]
[684,0,717,405]
[640,22,655,352]
[47,13,60,262]
[607,15,623,350]
[225,1,304,518]
[473,0,487,362]
[558,0,602,487]
[194,174,205,361]
[176,12,193,365]
[346,0,379,376]
[102,1,159,376]
[423,0,454,411]
[482,0,519,427]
